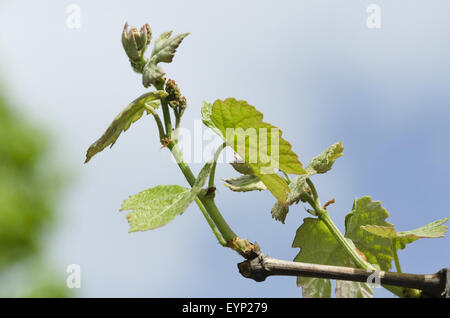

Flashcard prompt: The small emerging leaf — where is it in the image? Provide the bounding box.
[361,217,449,250]
[202,98,306,205]
[84,91,167,163]
[151,32,190,64]
[230,161,254,175]
[225,155,263,193]
[344,196,394,270]
[307,142,344,174]
[121,162,212,232]
[223,175,266,192]
[201,102,222,137]
[142,31,189,88]
[271,175,308,223]
[142,63,165,88]
[270,142,343,223]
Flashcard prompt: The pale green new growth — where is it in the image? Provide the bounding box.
[271,175,308,223]
[121,162,212,232]
[344,196,394,270]
[223,175,267,192]
[226,158,266,192]
[292,218,373,298]
[201,98,306,204]
[271,142,343,223]
[84,91,167,163]
[307,142,344,174]
[151,32,190,64]
[121,185,189,232]
[362,217,449,250]
[142,31,189,87]
[230,161,254,175]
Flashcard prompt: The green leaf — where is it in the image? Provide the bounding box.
[84,91,167,163]
[297,277,332,298]
[271,175,308,223]
[307,142,344,174]
[293,217,373,298]
[344,196,394,270]
[293,218,349,298]
[201,101,223,137]
[270,142,343,223]
[121,162,212,232]
[151,31,190,64]
[142,31,189,88]
[361,217,450,250]
[201,98,306,204]
[230,161,254,175]
[335,280,374,298]
[142,63,165,88]
[223,175,266,192]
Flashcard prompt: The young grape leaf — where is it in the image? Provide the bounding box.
[121,162,212,232]
[142,31,189,87]
[293,217,373,298]
[223,175,266,192]
[344,196,394,270]
[307,142,344,175]
[201,98,306,205]
[84,90,167,163]
[293,218,347,297]
[230,160,254,175]
[271,175,308,223]
[151,31,190,64]
[271,142,343,223]
[361,217,449,250]
[142,63,165,88]
[335,280,374,298]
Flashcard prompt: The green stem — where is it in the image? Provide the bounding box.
[305,178,411,297]
[304,179,371,270]
[195,197,226,246]
[168,141,196,185]
[198,194,236,242]
[144,105,166,143]
[281,170,292,184]
[392,239,402,273]
[319,210,373,270]
[306,178,318,201]
[154,81,172,139]
[209,142,227,188]
[174,108,181,130]
[161,97,172,139]
[168,141,236,242]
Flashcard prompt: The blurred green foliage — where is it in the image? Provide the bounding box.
[0,92,69,297]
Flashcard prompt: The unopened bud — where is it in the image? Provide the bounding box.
[135,24,151,51]
[122,22,151,64]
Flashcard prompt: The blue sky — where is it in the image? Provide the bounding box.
[0,1,448,297]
